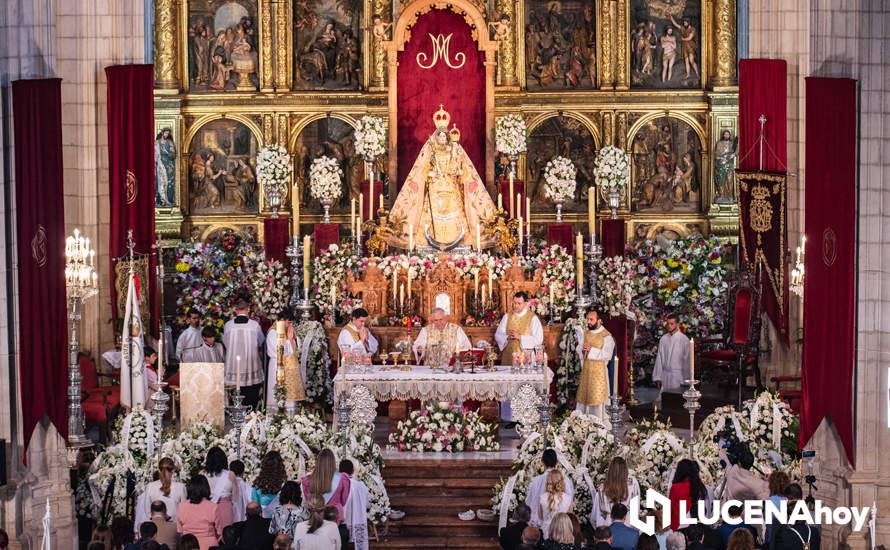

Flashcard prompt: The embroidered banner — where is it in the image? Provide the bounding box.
[737,170,788,343]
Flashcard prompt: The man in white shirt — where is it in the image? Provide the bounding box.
[575,308,616,419]
[652,314,690,394]
[413,307,472,363]
[222,297,265,409]
[175,310,204,362]
[495,291,544,422]
[337,308,379,355]
[180,326,225,363]
[525,448,574,528]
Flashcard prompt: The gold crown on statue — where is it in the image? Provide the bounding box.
[433,104,451,131]
[449,124,461,142]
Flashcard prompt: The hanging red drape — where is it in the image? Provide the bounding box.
[800,77,857,466]
[397,8,485,187]
[12,78,69,446]
[263,217,291,262]
[600,219,626,258]
[738,59,789,344]
[107,64,157,334]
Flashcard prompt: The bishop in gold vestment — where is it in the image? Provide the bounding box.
[413,308,472,362]
[575,309,615,419]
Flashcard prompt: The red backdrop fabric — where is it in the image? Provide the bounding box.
[547,224,574,254]
[497,177,526,218]
[314,224,340,256]
[106,64,157,333]
[263,217,291,262]
[397,9,485,187]
[12,78,69,445]
[738,60,787,171]
[360,180,384,220]
[801,77,857,465]
[600,219,626,258]
[603,315,628,397]
[737,171,788,343]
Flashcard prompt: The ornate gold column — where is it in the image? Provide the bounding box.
[615,0,629,90]
[370,0,393,89]
[277,114,289,146]
[260,0,274,91]
[599,0,614,89]
[274,0,291,90]
[263,114,274,144]
[484,49,496,185]
[154,0,179,89]
[602,111,614,146]
[616,112,627,149]
[712,0,737,88]
[494,0,517,87]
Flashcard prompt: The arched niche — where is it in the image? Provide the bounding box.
[289,115,361,214]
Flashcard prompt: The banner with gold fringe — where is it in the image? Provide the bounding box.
[737,170,788,344]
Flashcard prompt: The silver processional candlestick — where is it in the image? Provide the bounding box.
[286,236,302,313]
[683,379,702,455]
[226,393,250,458]
[66,228,99,448]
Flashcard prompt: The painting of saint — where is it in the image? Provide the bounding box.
[525,115,597,212]
[293,0,362,90]
[524,0,596,91]
[155,128,176,207]
[188,0,259,92]
[188,119,259,215]
[631,117,702,213]
[630,0,700,89]
[714,129,738,203]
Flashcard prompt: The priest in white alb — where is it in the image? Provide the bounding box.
[495,291,544,421]
[337,308,379,354]
[222,297,265,409]
[265,312,306,414]
[652,313,691,394]
[176,310,204,361]
[413,307,472,362]
[574,307,615,419]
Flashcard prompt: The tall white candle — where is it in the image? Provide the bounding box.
[236,355,241,391]
[350,198,356,236]
[612,356,619,396]
[690,338,695,381]
[359,192,364,226]
[157,334,164,381]
[476,223,481,251]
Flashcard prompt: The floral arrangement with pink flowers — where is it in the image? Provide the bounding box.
[250,259,291,318]
[388,402,500,452]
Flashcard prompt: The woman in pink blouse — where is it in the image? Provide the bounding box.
[176,475,221,550]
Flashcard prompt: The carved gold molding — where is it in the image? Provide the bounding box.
[616,111,627,150]
[615,0,628,90]
[370,0,393,89]
[274,0,291,90]
[260,0,274,91]
[712,0,737,87]
[599,0,614,89]
[154,0,179,89]
[494,0,517,87]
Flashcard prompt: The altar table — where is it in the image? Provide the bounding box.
[333,364,553,427]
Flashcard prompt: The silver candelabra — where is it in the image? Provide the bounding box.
[606,393,625,440]
[586,241,602,306]
[65,228,98,448]
[286,237,303,312]
[683,379,702,454]
[151,380,170,459]
[226,392,251,458]
[537,389,552,445]
[336,393,352,433]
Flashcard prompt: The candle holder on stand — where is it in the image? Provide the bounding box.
[574,293,592,320]
[336,392,352,433]
[295,289,315,321]
[537,390,552,445]
[150,381,170,459]
[226,392,251,458]
[606,393,624,440]
[286,237,303,313]
[585,241,603,306]
[625,357,640,406]
[683,379,702,454]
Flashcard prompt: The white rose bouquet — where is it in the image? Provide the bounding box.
[593,145,630,191]
[250,259,290,318]
[309,155,344,204]
[354,116,387,160]
[495,114,527,157]
[543,156,577,203]
[256,145,293,189]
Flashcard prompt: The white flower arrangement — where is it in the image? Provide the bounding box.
[309,155,344,204]
[495,114,528,157]
[354,116,387,160]
[511,384,544,436]
[543,156,577,203]
[388,402,500,452]
[256,144,293,190]
[593,145,630,191]
[250,259,291,318]
[528,244,577,318]
[595,255,650,321]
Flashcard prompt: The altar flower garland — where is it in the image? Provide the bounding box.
[256,145,293,190]
[354,116,387,160]
[309,155,344,204]
[495,114,528,157]
[526,244,576,319]
[312,244,365,322]
[388,402,500,452]
[595,255,650,321]
[556,318,584,404]
[592,145,630,190]
[543,156,577,203]
[250,259,291,318]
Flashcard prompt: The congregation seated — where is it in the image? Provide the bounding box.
[233,502,274,550]
[635,534,660,550]
[272,534,293,550]
[664,531,687,550]
[540,512,577,550]
[124,522,169,550]
[538,469,572,539]
[726,529,756,550]
[136,457,187,526]
[300,449,351,529]
[591,457,640,527]
[520,526,542,549]
[684,524,717,550]
[176,475,220,550]
[147,501,179,550]
[527,449,574,529]
[230,460,252,523]
[202,447,238,531]
[499,503,531,550]
[768,483,820,550]
[588,526,617,550]
[607,504,638,550]
[268,481,305,536]
[178,534,201,550]
[339,459,370,550]
[716,504,757,548]
[215,525,240,550]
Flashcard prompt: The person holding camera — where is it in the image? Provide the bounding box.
[719,442,769,502]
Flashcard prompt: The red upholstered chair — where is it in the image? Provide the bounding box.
[78,353,121,440]
[698,268,764,408]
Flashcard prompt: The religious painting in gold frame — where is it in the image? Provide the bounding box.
[186,0,260,92]
[292,116,366,213]
[630,115,702,213]
[523,0,598,90]
[525,114,598,213]
[292,0,363,90]
[629,0,702,89]
[186,118,260,216]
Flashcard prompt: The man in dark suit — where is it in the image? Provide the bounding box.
[235,502,275,550]
[685,524,718,550]
[608,504,640,550]
[589,526,618,550]
[769,484,821,550]
[500,503,532,550]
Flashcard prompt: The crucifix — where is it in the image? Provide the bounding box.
[757,113,767,171]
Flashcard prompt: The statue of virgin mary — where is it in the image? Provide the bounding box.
[389,105,496,250]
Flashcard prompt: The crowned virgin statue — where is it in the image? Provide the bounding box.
[389,105,497,250]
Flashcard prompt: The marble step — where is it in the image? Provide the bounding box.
[387,514,499,537]
[370,535,500,549]
[388,495,494,515]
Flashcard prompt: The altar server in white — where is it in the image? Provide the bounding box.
[180,326,225,363]
[525,448,574,528]
[176,310,204,361]
[337,308,379,354]
[340,459,371,550]
[413,307,472,362]
[652,313,690,394]
[222,297,265,409]
[495,291,544,421]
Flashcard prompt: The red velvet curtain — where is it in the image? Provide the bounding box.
[801,77,857,465]
[497,177,526,218]
[314,224,340,256]
[107,65,157,333]
[547,224,574,254]
[738,60,787,171]
[263,217,291,262]
[12,79,69,444]
[600,219,626,258]
[397,9,485,187]
[738,59,789,344]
